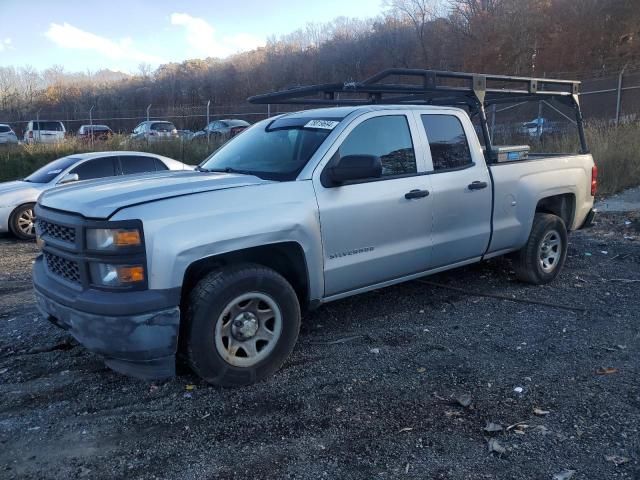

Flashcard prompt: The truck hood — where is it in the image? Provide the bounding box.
[39,171,269,218]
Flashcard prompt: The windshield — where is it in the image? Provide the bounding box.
[24,156,80,183]
[199,117,338,181]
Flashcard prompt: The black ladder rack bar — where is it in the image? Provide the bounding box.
[247,68,588,156]
[248,68,580,106]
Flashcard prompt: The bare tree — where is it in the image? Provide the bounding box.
[385,0,442,64]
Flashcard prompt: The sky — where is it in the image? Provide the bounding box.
[0,0,385,73]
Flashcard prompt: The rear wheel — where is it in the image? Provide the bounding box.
[9,203,36,240]
[185,264,301,387]
[512,213,568,285]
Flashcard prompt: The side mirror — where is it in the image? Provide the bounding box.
[325,154,382,186]
[58,173,79,185]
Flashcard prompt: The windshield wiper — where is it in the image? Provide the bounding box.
[201,167,254,175]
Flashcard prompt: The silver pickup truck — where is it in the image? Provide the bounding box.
[33,69,596,386]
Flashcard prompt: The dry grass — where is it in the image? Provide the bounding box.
[1,124,639,196]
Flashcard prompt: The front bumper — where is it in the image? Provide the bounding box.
[33,256,180,380]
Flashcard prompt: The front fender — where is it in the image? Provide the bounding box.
[111,180,324,301]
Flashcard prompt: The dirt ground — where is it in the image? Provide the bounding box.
[0,212,639,480]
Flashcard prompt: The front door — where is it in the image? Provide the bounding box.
[313,112,433,297]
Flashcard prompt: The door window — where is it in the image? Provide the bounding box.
[120,155,157,175]
[339,115,416,177]
[70,158,116,180]
[421,115,473,171]
[153,158,169,171]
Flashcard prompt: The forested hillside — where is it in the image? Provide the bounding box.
[1,0,639,119]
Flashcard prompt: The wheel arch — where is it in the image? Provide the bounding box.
[535,193,576,230]
[181,241,311,311]
[8,201,37,237]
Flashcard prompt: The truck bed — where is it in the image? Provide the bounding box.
[487,153,594,255]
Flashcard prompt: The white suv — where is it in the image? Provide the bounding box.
[0,124,18,145]
[24,120,66,144]
[131,121,178,141]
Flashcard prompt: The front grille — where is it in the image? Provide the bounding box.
[37,219,76,244]
[44,252,81,285]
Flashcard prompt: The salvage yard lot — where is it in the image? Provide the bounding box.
[0,213,639,479]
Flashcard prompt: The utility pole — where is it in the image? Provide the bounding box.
[207,99,211,147]
[146,104,152,122]
[616,63,628,125]
[490,103,496,142]
[536,101,543,139]
[89,105,94,147]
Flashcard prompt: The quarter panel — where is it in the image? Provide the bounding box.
[489,154,594,253]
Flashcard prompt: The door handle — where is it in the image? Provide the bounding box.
[468,181,488,190]
[405,189,430,199]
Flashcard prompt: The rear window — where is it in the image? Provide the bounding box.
[24,156,80,184]
[33,121,64,131]
[151,122,176,132]
[0,125,11,133]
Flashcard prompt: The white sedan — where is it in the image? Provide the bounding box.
[0,151,192,240]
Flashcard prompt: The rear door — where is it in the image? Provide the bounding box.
[413,111,492,268]
[313,111,433,297]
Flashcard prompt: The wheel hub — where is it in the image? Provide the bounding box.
[215,292,283,368]
[538,230,561,273]
[231,312,259,340]
[17,208,35,236]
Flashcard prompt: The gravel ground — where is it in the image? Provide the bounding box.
[0,212,639,480]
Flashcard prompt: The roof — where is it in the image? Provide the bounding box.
[68,151,170,160]
[277,104,463,119]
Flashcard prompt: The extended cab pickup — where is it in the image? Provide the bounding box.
[32,69,596,386]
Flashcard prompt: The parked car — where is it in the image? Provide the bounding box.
[131,121,178,141]
[32,69,596,387]
[77,124,113,141]
[176,129,195,140]
[0,152,191,240]
[192,119,250,141]
[23,120,66,144]
[0,124,18,145]
[520,117,558,138]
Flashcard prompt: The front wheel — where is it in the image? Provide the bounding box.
[9,203,37,240]
[185,264,301,387]
[512,213,568,285]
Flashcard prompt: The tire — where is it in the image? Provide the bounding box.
[512,213,568,285]
[9,203,36,240]
[185,264,301,387]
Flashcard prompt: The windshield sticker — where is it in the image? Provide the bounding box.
[47,169,63,175]
[304,120,339,130]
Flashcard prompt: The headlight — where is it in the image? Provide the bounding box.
[86,228,141,250]
[90,263,145,287]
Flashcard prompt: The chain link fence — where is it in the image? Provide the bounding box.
[1,69,639,139]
